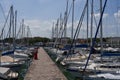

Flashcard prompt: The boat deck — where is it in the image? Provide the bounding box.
[24,47,67,80]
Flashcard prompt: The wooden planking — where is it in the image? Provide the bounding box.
[24,47,67,80]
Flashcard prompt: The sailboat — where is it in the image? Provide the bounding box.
[0,67,18,80]
[0,4,20,80]
[0,6,28,68]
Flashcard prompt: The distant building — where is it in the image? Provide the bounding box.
[45,42,54,47]
[34,42,44,47]
[107,37,120,47]
[61,37,69,44]
[76,38,86,44]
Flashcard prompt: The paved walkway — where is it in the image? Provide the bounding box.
[24,47,67,80]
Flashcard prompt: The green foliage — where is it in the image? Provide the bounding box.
[87,38,107,43]
[29,37,50,44]
[2,37,50,45]
[4,38,13,43]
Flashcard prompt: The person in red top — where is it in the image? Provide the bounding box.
[34,47,38,60]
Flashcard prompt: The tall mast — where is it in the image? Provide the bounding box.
[14,10,17,47]
[64,0,68,38]
[71,0,75,40]
[22,19,24,39]
[27,26,29,46]
[86,0,89,45]
[52,22,54,40]
[11,5,15,50]
[53,19,59,48]
[9,6,12,38]
[21,19,24,45]
[100,0,103,61]
[11,5,15,62]
[56,19,59,39]
[90,0,93,46]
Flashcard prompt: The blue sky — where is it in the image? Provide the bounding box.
[0,0,120,38]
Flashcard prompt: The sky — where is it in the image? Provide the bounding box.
[0,0,120,38]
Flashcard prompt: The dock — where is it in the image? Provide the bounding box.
[24,47,67,80]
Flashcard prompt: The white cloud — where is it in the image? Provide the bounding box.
[93,13,108,19]
[67,20,90,38]
[24,19,55,38]
[23,17,118,38]
[24,19,88,38]
[114,10,120,18]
